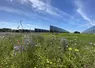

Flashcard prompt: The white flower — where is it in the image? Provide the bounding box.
[94,44,95,46]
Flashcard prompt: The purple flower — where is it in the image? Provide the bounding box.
[14,45,25,51]
[24,38,36,47]
[14,46,21,51]
[60,38,68,51]
[89,42,93,45]
[13,45,25,56]
[60,38,68,46]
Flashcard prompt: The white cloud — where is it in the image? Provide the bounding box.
[0,7,19,14]
[0,6,29,16]
[0,6,55,25]
[77,8,91,22]
[0,6,39,19]
[8,0,71,18]
[0,0,73,26]
[29,0,71,17]
[75,0,95,26]
[0,0,74,26]
[28,0,59,16]
[10,0,13,1]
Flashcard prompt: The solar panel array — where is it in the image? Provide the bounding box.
[50,25,69,33]
[35,28,49,32]
[82,26,95,34]
[34,25,69,33]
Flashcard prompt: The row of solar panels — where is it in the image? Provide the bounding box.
[82,26,95,34]
[35,25,95,34]
[35,25,69,33]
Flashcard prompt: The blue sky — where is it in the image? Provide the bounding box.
[0,0,95,32]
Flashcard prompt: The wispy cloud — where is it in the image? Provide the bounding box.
[75,0,95,25]
[9,0,71,18]
[30,0,71,17]
[0,6,30,16]
[77,8,91,22]
[0,0,74,24]
[0,0,74,27]
[0,6,56,27]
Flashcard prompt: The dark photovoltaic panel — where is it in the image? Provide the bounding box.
[35,28,49,32]
[50,25,69,33]
[82,26,95,34]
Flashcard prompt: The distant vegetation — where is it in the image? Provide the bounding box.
[0,28,34,32]
[74,31,80,34]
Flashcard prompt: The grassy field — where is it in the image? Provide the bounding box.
[0,33,95,68]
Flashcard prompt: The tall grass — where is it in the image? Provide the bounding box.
[0,33,95,68]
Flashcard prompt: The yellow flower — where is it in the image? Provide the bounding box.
[75,49,79,52]
[50,62,52,64]
[68,47,72,51]
[46,59,49,63]
[34,67,36,68]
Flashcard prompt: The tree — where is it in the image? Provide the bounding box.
[74,31,80,34]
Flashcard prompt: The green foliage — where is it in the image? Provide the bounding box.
[0,33,95,68]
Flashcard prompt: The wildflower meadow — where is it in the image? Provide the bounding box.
[0,33,95,68]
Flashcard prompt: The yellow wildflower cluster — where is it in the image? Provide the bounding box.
[46,59,52,64]
[68,47,79,52]
[75,49,79,52]
[68,47,72,51]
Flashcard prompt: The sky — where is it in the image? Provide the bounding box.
[0,0,95,32]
